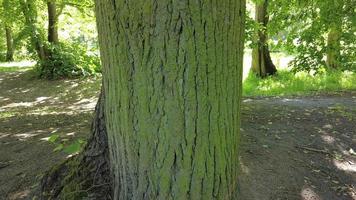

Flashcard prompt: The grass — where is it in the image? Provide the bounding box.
[2,62,355,97]
[243,70,356,96]
[0,66,33,72]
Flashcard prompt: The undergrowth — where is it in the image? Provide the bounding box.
[243,70,356,96]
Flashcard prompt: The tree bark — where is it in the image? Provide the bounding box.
[251,0,277,77]
[47,0,59,43]
[95,0,245,199]
[326,24,341,69]
[5,26,14,61]
[325,0,343,69]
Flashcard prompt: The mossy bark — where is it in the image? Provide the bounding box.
[251,0,277,77]
[47,0,59,43]
[5,26,14,61]
[326,24,341,69]
[96,0,245,199]
[326,0,343,69]
[40,0,245,199]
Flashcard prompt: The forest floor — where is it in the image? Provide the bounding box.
[0,70,355,200]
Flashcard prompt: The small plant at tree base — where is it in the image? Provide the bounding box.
[48,134,87,155]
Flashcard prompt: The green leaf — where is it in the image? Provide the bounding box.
[63,141,82,154]
[48,134,59,143]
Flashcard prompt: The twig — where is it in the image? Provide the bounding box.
[296,146,330,155]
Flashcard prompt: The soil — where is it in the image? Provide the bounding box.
[0,71,355,200]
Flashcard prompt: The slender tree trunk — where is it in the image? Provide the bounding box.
[251,0,277,77]
[95,0,245,199]
[5,26,14,61]
[47,0,59,43]
[326,24,341,69]
[20,0,47,61]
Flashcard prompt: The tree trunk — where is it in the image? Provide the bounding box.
[95,0,245,199]
[47,0,59,43]
[20,0,48,61]
[326,24,341,69]
[39,0,245,199]
[251,0,277,77]
[5,26,14,62]
[325,0,343,69]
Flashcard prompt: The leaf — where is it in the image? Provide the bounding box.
[48,134,59,143]
[64,141,82,154]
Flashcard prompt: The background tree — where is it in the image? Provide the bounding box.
[268,0,355,72]
[1,0,15,61]
[251,0,277,77]
[19,0,48,61]
[46,0,94,44]
[47,0,58,43]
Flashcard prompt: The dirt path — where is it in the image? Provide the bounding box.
[239,93,356,200]
[0,71,355,200]
[0,71,100,200]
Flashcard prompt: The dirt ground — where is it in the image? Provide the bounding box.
[0,71,355,200]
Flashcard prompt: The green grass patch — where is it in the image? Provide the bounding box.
[0,66,33,72]
[243,70,356,96]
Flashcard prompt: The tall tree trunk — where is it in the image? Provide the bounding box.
[39,0,245,199]
[5,26,14,61]
[325,0,343,69]
[95,0,245,199]
[251,0,277,77]
[326,26,341,69]
[20,0,47,61]
[47,0,59,43]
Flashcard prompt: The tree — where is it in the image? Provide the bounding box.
[47,0,58,43]
[251,0,277,77]
[268,0,355,72]
[40,0,246,199]
[19,0,48,61]
[325,0,343,69]
[1,0,14,61]
[4,25,13,61]
[46,0,94,44]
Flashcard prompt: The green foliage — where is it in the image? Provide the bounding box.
[243,70,356,96]
[268,0,355,72]
[35,42,100,79]
[0,66,32,72]
[48,134,87,154]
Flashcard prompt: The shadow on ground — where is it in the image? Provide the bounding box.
[0,71,355,200]
[239,93,356,200]
[0,71,100,200]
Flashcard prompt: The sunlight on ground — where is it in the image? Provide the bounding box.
[0,61,36,68]
[320,135,335,144]
[333,159,356,173]
[8,189,30,200]
[239,156,250,174]
[301,187,322,200]
[1,96,50,109]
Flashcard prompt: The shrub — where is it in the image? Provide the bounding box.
[36,42,101,79]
